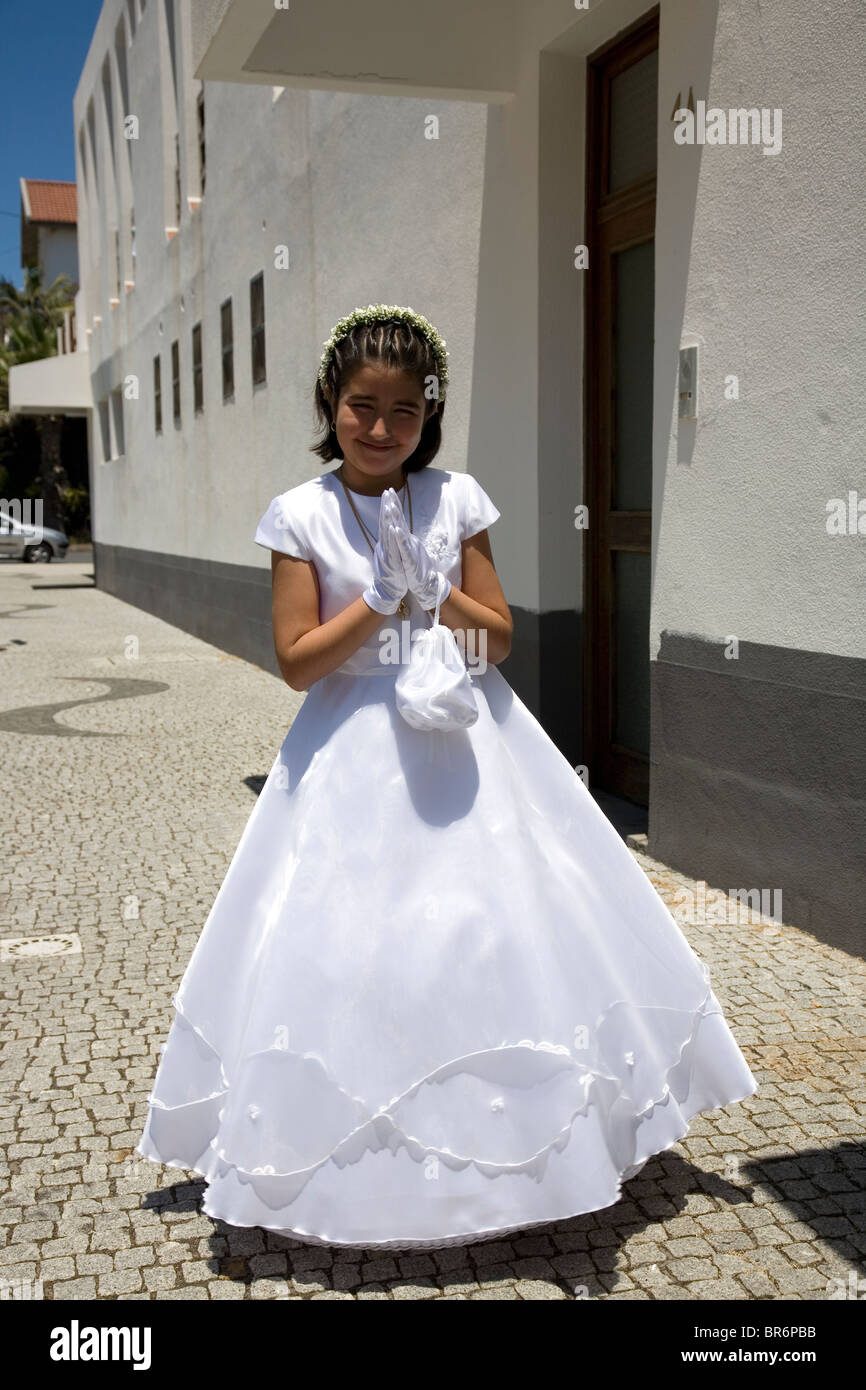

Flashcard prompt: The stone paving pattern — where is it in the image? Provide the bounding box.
[1,559,864,1300]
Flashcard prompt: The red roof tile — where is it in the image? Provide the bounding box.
[22,179,77,225]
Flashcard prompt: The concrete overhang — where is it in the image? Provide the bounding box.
[191,0,522,102]
[9,352,93,417]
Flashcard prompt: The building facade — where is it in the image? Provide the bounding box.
[19,178,80,287]
[8,179,91,472]
[20,0,866,954]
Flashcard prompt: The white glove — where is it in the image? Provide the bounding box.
[361,493,409,615]
[393,521,452,611]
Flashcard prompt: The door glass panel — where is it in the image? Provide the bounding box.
[613,238,654,511]
[609,48,658,193]
[613,550,651,755]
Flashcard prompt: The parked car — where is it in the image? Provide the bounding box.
[0,510,69,562]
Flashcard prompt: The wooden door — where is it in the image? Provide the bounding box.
[584,9,659,806]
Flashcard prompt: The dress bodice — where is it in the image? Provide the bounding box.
[255,467,500,676]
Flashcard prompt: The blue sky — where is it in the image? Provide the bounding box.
[0,0,103,287]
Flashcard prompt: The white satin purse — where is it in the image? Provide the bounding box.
[395,574,479,732]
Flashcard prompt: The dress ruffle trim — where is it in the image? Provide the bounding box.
[135,966,757,1251]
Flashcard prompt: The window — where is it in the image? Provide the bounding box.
[250,271,266,386]
[220,298,234,400]
[174,132,181,225]
[192,323,203,413]
[87,99,97,198]
[78,127,87,191]
[197,89,206,196]
[111,388,125,457]
[171,339,180,424]
[153,354,162,432]
[98,398,111,462]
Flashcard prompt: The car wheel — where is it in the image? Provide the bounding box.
[24,543,53,563]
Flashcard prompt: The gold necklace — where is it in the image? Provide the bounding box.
[337,466,414,618]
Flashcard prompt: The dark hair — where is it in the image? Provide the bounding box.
[310,316,445,472]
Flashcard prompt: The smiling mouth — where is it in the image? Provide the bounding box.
[362,442,394,451]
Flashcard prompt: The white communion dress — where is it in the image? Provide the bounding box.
[136,465,758,1250]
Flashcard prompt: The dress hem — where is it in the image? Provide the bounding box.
[135,1076,758,1253]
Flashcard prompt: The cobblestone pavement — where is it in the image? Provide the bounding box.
[1,558,864,1301]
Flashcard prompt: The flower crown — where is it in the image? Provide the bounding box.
[317,303,449,401]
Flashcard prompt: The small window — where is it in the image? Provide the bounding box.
[250,271,266,387]
[171,339,180,424]
[221,298,234,400]
[197,89,206,196]
[111,388,125,457]
[192,322,203,413]
[98,398,111,462]
[153,353,162,432]
[174,132,181,226]
[78,126,88,191]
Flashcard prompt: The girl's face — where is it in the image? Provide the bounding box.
[331,363,434,487]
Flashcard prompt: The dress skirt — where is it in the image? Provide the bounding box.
[136,661,757,1250]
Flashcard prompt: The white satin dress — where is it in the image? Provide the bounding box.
[136,465,757,1250]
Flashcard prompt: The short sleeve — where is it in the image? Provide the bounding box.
[254,494,312,561]
[459,472,501,540]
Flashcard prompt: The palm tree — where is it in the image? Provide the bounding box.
[0,265,78,527]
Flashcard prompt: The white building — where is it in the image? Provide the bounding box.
[13,0,865,954]
[10,179,91,426]
[19,178,79,288]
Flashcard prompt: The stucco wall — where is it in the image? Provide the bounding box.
[653,0,866,661]
[37,224,79,289]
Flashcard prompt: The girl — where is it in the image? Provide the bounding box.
[137,304,757,1251]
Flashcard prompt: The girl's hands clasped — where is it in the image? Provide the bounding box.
[361,497,409,615]
[361,486,452,615]
[383,487,453,611]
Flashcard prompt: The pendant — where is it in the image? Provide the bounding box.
[397,598,408,618]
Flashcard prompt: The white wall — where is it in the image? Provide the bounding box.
[37,224,79,289]
[653,0,866,661]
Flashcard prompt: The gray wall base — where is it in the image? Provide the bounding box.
[95,541,281,679]
[651,632,866,959]
[499,607,583,767]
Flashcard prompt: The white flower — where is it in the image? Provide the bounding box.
[423,526,451,560]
